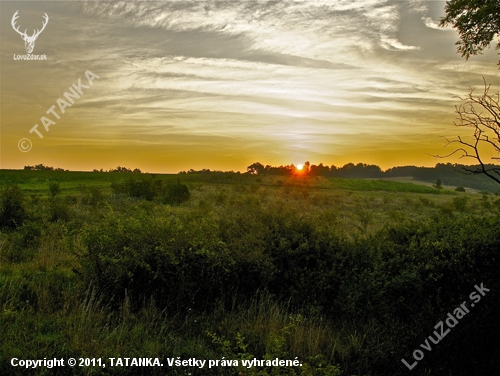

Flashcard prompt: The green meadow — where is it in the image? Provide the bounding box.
[0,170,499,375]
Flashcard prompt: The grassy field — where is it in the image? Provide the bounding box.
[0,170,499,375]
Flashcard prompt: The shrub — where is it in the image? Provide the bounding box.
[49,199,72,222]
[49,182,61,198]
[80,186,104,206]
[455,186,466,192]
[111,176,190,205]
[0,184,27,229]
[419,197,435,208]
[452,196,469,212]
[65,195,78,205]
[128,179,156,200]
[17,221,43,248]
[163,179,191,205]
[79,210,232,311]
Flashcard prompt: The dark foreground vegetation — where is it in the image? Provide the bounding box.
[1,170,499,375]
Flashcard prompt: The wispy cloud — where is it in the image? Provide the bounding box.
[422,16,441,30]
[2,0,498,171]
[80,0,419,59]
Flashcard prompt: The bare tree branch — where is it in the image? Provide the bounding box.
[435,78,500,185]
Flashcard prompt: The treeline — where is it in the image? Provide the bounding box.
[179,168,241,174]
[23,164,68,172]
[247,162,500,191]
[23,164,143,173]
[94,166,143,173]
[21,162,500,192]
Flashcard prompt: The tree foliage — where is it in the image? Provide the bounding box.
[440,0,500,62]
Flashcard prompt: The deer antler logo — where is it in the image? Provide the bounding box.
[11,11,49,54]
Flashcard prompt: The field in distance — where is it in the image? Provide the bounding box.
[0,168,492,238]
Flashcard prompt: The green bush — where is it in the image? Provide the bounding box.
[77,200,500,374]
[0,184,27,229]
[79,210,232,311]
[111,176,190,205]
[49,199,72,222]
[80,185,104,206]
[65,195,78,205]
[111,176,157,200]
[49,182,61,198]
[18,221,43,249]
[452,196,469,212]
[162,179,191,205]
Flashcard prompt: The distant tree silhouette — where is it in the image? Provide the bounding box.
[335,163,383,178]
[247,162,265,175]
[304,161,310,175]
[309,163,330,176]
[108,166,142,173]
[433,179,443,193]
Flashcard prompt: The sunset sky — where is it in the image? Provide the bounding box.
[1,0,499,173]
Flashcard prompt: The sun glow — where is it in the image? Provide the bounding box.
[296,164,304,171]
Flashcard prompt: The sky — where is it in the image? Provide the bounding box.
[1,0,499,173]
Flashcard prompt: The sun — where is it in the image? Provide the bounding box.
[296,164,304,171]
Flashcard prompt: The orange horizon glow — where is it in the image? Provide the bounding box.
[1,2,499,173]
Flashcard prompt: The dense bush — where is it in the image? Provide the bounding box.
[111,176,190,204]
[49,199,72,222]
[111,176,158,200]
[0,185,27,229]
[75,188,500,374]
[163,179,191,205]
[80,185,104,206]
[339,216,500,374]
[79,208,233,311]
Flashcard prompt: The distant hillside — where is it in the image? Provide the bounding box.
[384,163,500,193]
[7,161,500,193]
[246,162,500,192]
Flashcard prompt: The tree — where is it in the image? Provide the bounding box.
[304,161,310,175]
[247,162,265,175]
[440,0,500,63]
[433,179,443,193]
[441,80,500,184]
[309,163,330,176]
